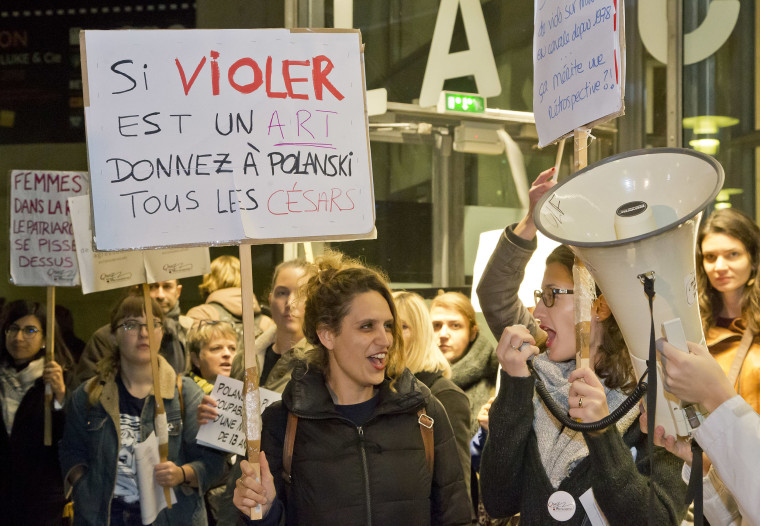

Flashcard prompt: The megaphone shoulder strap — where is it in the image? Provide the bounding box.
[727,328,755,389]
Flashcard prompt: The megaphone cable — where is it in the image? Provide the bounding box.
[527,360,648,432]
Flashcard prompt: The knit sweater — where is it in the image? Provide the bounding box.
[480,371,688,525]
[450,331,498,435]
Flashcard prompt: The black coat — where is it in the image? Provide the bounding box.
[258,363,472,526]
[0,377,67,526]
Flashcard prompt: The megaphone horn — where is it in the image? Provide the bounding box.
[534,148,724,438]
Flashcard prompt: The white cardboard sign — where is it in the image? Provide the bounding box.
[196,376,280,456]
[69,195,211,294]
[9,170,89,287]
[533,0,625,147]
[81,29,375,251]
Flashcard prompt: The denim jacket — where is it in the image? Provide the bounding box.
[59,356,226,525]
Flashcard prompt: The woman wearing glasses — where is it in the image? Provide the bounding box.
[59,294,225,526]
[475,168,687,525]
[0,299,73,525]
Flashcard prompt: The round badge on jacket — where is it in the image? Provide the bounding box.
[547,490,576,521]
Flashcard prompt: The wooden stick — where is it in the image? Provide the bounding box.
[573,128,588,173]
[143,284,172,509]
[572,128,593,370]
[239,244,263,520]
[44,286,55,446]
[552,138,566,182]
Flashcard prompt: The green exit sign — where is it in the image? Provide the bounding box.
[438,92,486,113]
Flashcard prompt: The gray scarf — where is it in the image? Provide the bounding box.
[0,356,44,432]
[531,353,639,488]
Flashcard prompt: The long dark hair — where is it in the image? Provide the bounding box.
[0,300,74,370]
[697,208,760,334]
[546,245,636,393]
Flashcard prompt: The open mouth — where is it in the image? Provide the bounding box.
[541,326,556,348]
[368,352,387,370]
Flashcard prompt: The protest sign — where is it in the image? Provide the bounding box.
[68,195,211,294]
[197,375,246,455]
[196,376,281,456]
[533,0,625,147]
[9,170,88,286]
[81,29,375,251]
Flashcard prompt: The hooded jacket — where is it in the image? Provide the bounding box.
[248,362,472,526]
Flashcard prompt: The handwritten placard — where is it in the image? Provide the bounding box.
[533,0,624,147]
[196,376,280,455]
[9,170,89,286]
[81,29,375,251]
[68,195,211,294]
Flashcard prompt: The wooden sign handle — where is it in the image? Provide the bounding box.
[239,244,263,520]
[143,284,172,509]
[572,128,593,370]
[44,286,55,446]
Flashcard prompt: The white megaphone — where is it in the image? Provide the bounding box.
[534,148,724,438]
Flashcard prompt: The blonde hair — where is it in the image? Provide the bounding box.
[430,291,478,337]
[392,291,451,378]
[186,322,238,357]
[298,250,405,383]
[199,255,241,298]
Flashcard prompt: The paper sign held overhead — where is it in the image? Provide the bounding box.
[9,170,89,287]
[81,29,375,251]
[533,0,625,147]
[69,195,211,294]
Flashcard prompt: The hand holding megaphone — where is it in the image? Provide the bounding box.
[495,325,539,377]
[657,339,736,412]
[514,167,557,240]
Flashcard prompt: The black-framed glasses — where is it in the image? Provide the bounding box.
[4,325,42,339]
[534,288,574,308]
[118,320,163,332]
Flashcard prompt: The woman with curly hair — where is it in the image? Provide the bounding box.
[233,251,471,525]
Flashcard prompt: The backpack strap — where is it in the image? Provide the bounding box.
[727,329,755,389]
[417,408,434,474]
[282,412,298,483]
[177,374,185,421]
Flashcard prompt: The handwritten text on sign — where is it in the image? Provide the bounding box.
[196,376,281,456]
[82,29,374,251]
[10,170,88,286]
[533,0,623,147]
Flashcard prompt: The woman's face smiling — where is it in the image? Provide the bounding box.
[320,290,394,404]
[532,262,576,362]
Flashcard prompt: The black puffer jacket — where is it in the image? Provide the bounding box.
[256,362,472,526]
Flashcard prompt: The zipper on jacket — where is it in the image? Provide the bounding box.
[357,426,372,526]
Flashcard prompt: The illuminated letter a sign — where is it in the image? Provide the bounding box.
[419,0,501,108]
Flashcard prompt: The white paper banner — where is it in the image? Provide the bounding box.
[134,431,177,525]
[69,195,211,294]
[533,0,624,147]
[9,170,89,286]
[81,29,375,250]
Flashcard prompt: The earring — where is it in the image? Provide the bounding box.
[748,278,756,287]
